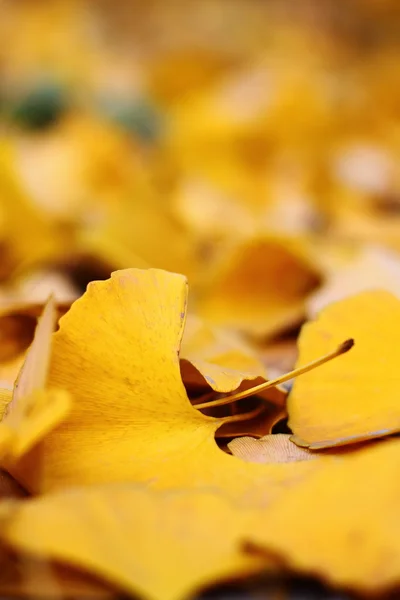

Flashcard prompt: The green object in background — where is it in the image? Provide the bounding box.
[8,81,68,129]
[99,96,163,142]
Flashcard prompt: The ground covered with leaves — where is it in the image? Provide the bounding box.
[1,1,400,599]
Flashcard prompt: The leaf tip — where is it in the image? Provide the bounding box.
[338,338,354,354]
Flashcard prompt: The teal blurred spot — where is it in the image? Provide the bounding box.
[8,80,68,129]
[99,96,163,142]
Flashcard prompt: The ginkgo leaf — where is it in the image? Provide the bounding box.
[0,484,270,600]
[0,389,12,421]
[197,237,321,338]
[180,314,286,407]
[0,298,71,461]
[0,143,65,278]
[229,434,318,464]
[0,356,26,390]
[13,295,56,402]
[0,299,71,390]
[307,246,400,318]
[7,269,325,498]
[245,437,400,594]
[289,290,400,449]
[78,193,200,283]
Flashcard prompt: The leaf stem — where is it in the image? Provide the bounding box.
[216,403,265,425]
[194,338,354,410]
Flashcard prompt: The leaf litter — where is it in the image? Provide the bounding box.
[1,2,400,598]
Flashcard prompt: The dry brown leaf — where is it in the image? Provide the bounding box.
[229,434,318,464]
[215,397,286,440]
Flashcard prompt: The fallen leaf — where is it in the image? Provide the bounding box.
[308,246,400,318]
[7,269,324,499]
[0,297,71,461]
[0,389,12,421]
[12,296,56,402]
[180,314,286,406]
[245,437,400,595]
[289,290,400,449]
[78,193,199,283]
[13,113,140,219]
[0,299,70,390]
[0,484,269,600]
[229,434,318,464]
[0,143,65,279]
[0,356,26,390]
[197,237,321,338]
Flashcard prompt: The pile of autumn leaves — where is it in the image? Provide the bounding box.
[0,267,400,599]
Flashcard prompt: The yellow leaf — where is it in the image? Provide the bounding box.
[0,484,269,600]
[245,438,400,594]
[0,144,65,279]
[0,298,71,461]
[308,246,400,318]
[180,314,286,405]
[13,296,56,402]
[9,269,323,496]
[78,193,199,283]
[14,114,141,219]
[0,389,12,421]
[289,290,400,448]
[0,297,71,390]
[197,237,321,338]
[0,356,25,390]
